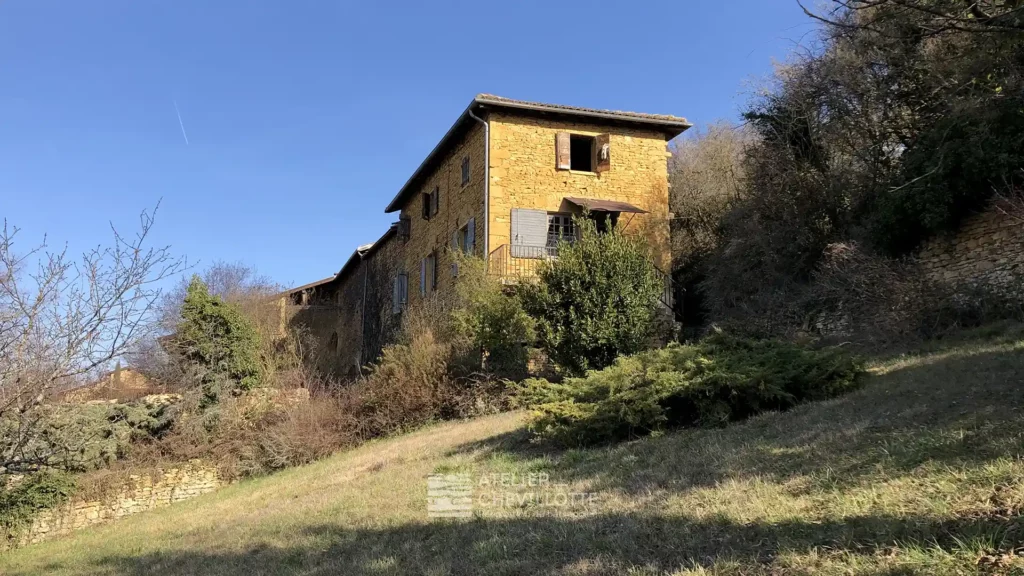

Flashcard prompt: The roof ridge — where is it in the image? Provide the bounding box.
[474,93,689,124]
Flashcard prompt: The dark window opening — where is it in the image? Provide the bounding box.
[328,332,338,353]
[398,216,411,242]
[570,135,595,172]
[421,190,438,222]
[461,156,471,186]
[590,211,620,233]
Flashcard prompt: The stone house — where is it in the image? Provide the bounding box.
[280,95,690,376]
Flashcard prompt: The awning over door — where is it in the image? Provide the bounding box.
[564,197,648,214]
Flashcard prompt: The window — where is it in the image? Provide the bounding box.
[452,218,476,254]
[451,218,476,276]
[421,187,439,220]
[392,273,408,314]
[429,251,437,290]
[511,208,573,258]
[557,132,609,172]
[546,213,576,248]
[420,252,437,295]
[328,332,338,353]
[569,135,595,172]
[461,156,471,186]
[398,216,411,242]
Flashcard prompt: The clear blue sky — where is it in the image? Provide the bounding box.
[0,1,814,289]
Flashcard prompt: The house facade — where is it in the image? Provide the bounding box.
[280,95,690,376]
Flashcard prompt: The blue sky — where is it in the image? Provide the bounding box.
[0,1,815,289]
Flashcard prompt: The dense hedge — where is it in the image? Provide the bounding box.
[515,333,863,446]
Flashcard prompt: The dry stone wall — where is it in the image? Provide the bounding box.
[918,201,1024,298]
[17,461,223,547]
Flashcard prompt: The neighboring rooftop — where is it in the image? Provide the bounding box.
[384,94,691,213]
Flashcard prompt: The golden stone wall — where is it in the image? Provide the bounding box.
[487,113,673,270]
[16,462,224,548]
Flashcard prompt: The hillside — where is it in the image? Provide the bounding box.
[3,326,1024,575]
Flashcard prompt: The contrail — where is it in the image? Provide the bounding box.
[173,100,189,145]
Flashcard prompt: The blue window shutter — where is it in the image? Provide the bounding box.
[467,218,476,253]
[420,258,426,296]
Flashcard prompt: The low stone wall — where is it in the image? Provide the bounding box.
[18,462,223,547]
[918,200,1024,297]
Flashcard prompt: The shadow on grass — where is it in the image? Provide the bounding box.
[452,339,1024,497]
[58,509,1020,576]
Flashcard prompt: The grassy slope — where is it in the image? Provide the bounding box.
[3,326,1024,575]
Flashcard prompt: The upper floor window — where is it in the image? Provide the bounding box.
[421,186,439,220]
[461,156,471,186]
[556,132,611,172]
[452,218,476,254]
[570,135,595,172]
[398,215,411,242]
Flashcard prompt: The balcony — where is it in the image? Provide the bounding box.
[487,243,675,310]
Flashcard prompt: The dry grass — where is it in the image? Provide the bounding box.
[3,324,1024,575]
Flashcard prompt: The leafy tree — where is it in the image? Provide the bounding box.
[700,0,1024,335]
[175,276,264,406]
[524,217,664,375]
[449,255,535,379]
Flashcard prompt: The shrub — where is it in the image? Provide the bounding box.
[524,217,665,375]
[0,401,169,477]
[175,276,265,406]
[515,333,863,446]
[1,471,76,543]
[449,255,535,379]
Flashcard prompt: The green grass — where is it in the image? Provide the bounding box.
[3,325,1024,575]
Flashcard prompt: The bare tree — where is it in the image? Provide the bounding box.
[0,206,185,476]
[155,260,281,333]
[669,123,752,266]
[799,0,1024,36]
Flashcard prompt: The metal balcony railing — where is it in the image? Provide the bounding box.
[487,243,675,310]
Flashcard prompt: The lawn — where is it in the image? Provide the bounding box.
[3,325,1024,575]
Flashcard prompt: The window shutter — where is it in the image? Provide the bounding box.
[466,217,476,253]
[392,276,401,314]
[399,216,411,242]
[511,209,548,258]
[555,132,571,170]
[399,273,408,307]
[420,258,426,296]
[429,253,437,290]
[432,187,440,216]
[596,134,611,172]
